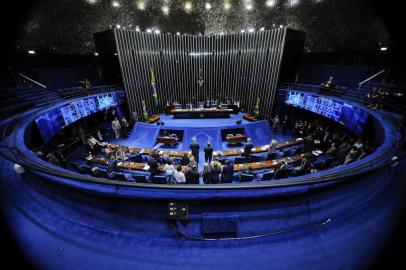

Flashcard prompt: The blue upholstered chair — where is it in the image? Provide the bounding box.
[261,170,274,181]
[240,174,255,183]
[134,174,150,183]
[152,175,168,184]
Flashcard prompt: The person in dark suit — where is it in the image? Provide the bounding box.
[274,160,289,179]
[185,165,200,184]
[180,153,191,166]
[189,138,200,163]
[243,138,254,162]
[325,143,337,158]
[147,156,160,176]
[201,163,211,184]
[221,159,234,183]
[204,142,214,163]
[303,134,314,153]
[210,162,222,184]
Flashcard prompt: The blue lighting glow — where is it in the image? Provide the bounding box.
[286,91,369,136]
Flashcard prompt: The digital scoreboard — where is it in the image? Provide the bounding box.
[285,91,369,136]
[35,92,119,143]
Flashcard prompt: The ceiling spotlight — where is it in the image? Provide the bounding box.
[224,1,231,10]
[176,32,181,35]
[162,5,169,15]
[137,1,146,10]
[279,25,283,28]
[266,0,276,7]
[287,0,299,7]
[205,2,212,10]
[154,29,160,34]
[184,1,192,11]
[146,28,152,33]
[260,27,265,31]
[240,29,246,33]
[112,1,120,8]
[245,3,253,10]
[248,28,255,33]
[94,52,99,56]
[28,50,36,55]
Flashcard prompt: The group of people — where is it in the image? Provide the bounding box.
[271,111,374,170]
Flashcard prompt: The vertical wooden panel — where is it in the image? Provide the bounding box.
[114,28,287,119]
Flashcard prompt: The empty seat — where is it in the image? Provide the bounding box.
[134,174,150,183]
[234,157,246,164]
[267,152,279,160]
[261,170,274,181]
[152,175,168,184]
[240,174,255,183]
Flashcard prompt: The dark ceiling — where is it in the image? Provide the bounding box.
[2,0,404,56]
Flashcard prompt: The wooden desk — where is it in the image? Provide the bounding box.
[226,135,248,144]
[243,114,258,122]
[214,139,303,157]
[156,136,178,144]
[233,154,304,172]
[86,156,189,173]
[109,144,189,158]
[170,108,233,119]
[146,115,160,124]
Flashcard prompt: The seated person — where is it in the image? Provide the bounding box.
[273,160,289,179]
[46,151,61,166]
[173,165,186,184]
[162,129,170,137]
[291,157,311,176]
[185,165,200,184]
[115,146,127,160]
[344,146,359,165]
[320,76,336,90]
[325,143,337,158]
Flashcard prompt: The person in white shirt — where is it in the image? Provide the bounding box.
[268,138,278,153]
[163,159,175,183]
[111,117,121,139]
[173,165,186,184]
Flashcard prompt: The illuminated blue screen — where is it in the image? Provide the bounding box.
[286,91,369,136]
[35,93,118,143]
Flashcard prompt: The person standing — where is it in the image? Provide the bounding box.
[189,138,200,163]
[121,116,129,138]
[111,117,121,140]
[243,138,254,162]
[221,159,234,183]
[204,142,213,163]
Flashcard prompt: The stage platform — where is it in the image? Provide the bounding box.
[126,113,272,151]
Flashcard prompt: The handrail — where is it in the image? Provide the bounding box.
[17,73,47,89]
[358,69,386,88]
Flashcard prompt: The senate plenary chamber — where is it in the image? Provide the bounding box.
[1,1,406,269]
